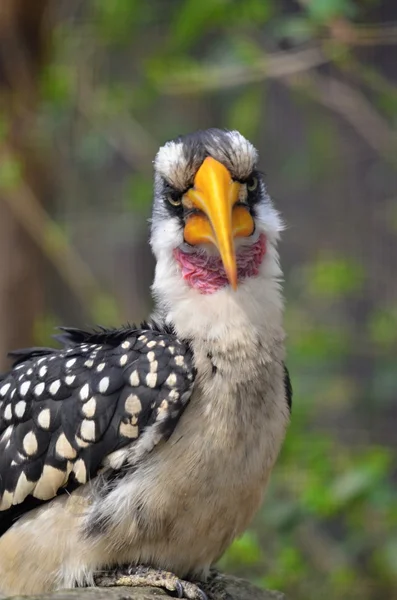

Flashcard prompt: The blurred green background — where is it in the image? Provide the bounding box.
[0,1,396,599]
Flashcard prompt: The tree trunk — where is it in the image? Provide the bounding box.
[0,0,50,370]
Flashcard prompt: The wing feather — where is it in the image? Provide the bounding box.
[0,325,195,530]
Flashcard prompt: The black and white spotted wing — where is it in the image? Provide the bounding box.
[0,325,195,524]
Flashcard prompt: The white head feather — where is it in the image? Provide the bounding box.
[150,129,284,345]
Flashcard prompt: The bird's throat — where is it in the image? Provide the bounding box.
[173,233,266,294]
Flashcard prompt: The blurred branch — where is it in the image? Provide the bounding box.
[286,72,396,158]
[156,46,329,95]
[154,37,395,159]
[0,146,109,318]
[326,19,397,46]
[338,54,397,98]
[156,20,397,97]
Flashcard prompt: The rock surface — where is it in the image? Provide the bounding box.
[5,573,286,600]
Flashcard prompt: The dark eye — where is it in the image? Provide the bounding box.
[247,176,258,192]
[168,195,182,207]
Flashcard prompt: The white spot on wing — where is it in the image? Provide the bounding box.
[0,490,13,510]
[34,382,45,396]
[39,366,47,378]
[80,419,95,441]
[129,370,140,386]
[14,471,35,504]
[119,421,138,438]
[120,354,128,366]
[33,465,67,500]
[82,397,96,417]
[80,384,90,401]
[15,400,26,418]
[98,377,109,394]
[166,373,177,387]
[56,433,77,459]
[121,341,130,349]
[146,373,157,388]
[49,380,61,396]
[75,435,89,448]
[65,375,76,386]
[0,425,13,442]
[174,355,185,367]
[23,431,38,456]
[125,394,142,415]
[20,381,31,396]
[66,358,76,369]
[73,459,87,484]
[0,383,11,396]
[37,408,51,429]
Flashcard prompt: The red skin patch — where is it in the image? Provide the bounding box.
[173,233,267,294]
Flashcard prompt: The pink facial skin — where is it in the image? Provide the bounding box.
[173,233,266,294]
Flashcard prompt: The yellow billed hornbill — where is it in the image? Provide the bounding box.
[0,129,291,599]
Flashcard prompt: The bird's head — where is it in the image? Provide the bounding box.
[150,129,284,334]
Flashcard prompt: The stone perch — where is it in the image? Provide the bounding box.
[5,573,286,600]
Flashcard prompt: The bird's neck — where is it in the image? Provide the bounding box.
[151,243,284,360]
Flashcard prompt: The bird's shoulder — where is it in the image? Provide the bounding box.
[0,322,196,531]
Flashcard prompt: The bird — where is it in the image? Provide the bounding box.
[0,128,291,599]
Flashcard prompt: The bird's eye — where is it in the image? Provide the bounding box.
[168,195,182,207]
[247,176,258,192]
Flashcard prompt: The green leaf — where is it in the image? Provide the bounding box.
[305,0,357,24]
[289,326,350,361]
[227,87,263,142]
[369,307,397,348]
[220,531,262,568]
[169,0,227,52]
[168,0,274,53]
[92,293,121,326]
[124,174,153,213]
[92,0,144,45]
[306,257,365,299]
[41,64,75,107]
[373,538,397,579]
[330,450,391,508]
[33,314,59,347]
[0,156,22,191]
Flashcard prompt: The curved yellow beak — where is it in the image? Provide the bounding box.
[183,157,254,290]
